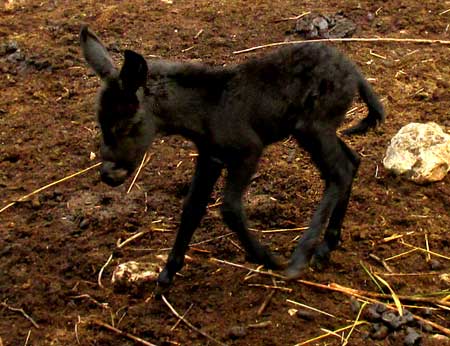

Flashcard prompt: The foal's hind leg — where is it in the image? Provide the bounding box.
[312,138,360,268]
[285,128,356,279]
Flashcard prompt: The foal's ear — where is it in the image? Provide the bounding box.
[119,50,148,93]
[80,25,116,79]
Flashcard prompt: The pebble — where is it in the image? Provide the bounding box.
[79,218,90,229]
[382,311,402,329]
[296,309,317,321]
[228,326,247,339]
[350,297,361,315]
[429,259,443,270]
[404,327,421,346]
[364,304,381,321]
[371,323,389,340]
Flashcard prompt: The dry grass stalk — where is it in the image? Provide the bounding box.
[91,319,158,346]
[400,241,450,261]
[425,233,431,262]
[248,284,292,292]
[170,303,194,331]
[249,226,308,233]
[161,295,227,346]
[98,253,114,288]
[1,301,40,329]
[0,162,101,214]
[286,299,336,318]
[273,11,311,23]
[384,248,418,262]
[294,321,367,346]
[233,37,450,55]
[360,261,385,294]
[373,273,403,315]
[342,302,368,346]
[117,231,147,248]
[127,152,151,194]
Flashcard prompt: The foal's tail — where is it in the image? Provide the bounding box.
[342,75,385,136]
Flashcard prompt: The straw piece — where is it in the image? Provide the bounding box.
[234,38,450,55]
[0,162,101,214]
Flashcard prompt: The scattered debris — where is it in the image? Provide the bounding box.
[383,122,450,183]
[292,12,356,39]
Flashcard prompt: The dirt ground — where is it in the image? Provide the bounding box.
[1,1,449,345]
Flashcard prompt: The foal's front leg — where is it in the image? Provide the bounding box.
[157,154,222,288]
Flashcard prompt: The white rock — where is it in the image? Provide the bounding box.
[383,122,450,183]
[111,255,167,289]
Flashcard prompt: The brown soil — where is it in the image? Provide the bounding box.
[1,1,449,345]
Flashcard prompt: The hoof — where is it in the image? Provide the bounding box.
[311,243,331,270]
[245,251,286,270]
[283,255,309,280]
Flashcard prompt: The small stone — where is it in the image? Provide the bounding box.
[429,259,443,270]
[228,326,247,339]
[364,305,381,322]
[404,327,421,346]
[371,323,389,340]
[350,297,361,315]
[375,303,387,314]
[79,218,90,229]
[403,309,415,323]
[296,309,317,321]
[367,12,375,21]
[417,320,433,333]
[382,311,400,328]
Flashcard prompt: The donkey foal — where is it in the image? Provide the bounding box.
[80,26,384,287]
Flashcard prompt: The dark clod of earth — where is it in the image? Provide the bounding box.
[364,303,423,343]
[293,12,357,39]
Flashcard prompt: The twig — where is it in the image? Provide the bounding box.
[257,290,275,316]
[295,321,367,346]
[91,319,157,346]
[286,299,336,318]
[1,301,40,329]
[233,37,450,55]
[368,254,392,273]
[210,258,450,307]
[75,316,81,345]
[71,294,109,309]
[23,329,31,346]
[0,162,101,214]
[171,303,194,331]
[400,241,450,261]
[98,253,114,288]
[161,295,227,346]
[247,284,292,292]
[273,11,311,23]
[117,231,147,249]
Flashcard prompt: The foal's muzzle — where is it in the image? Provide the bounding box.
[100,161,129,187]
